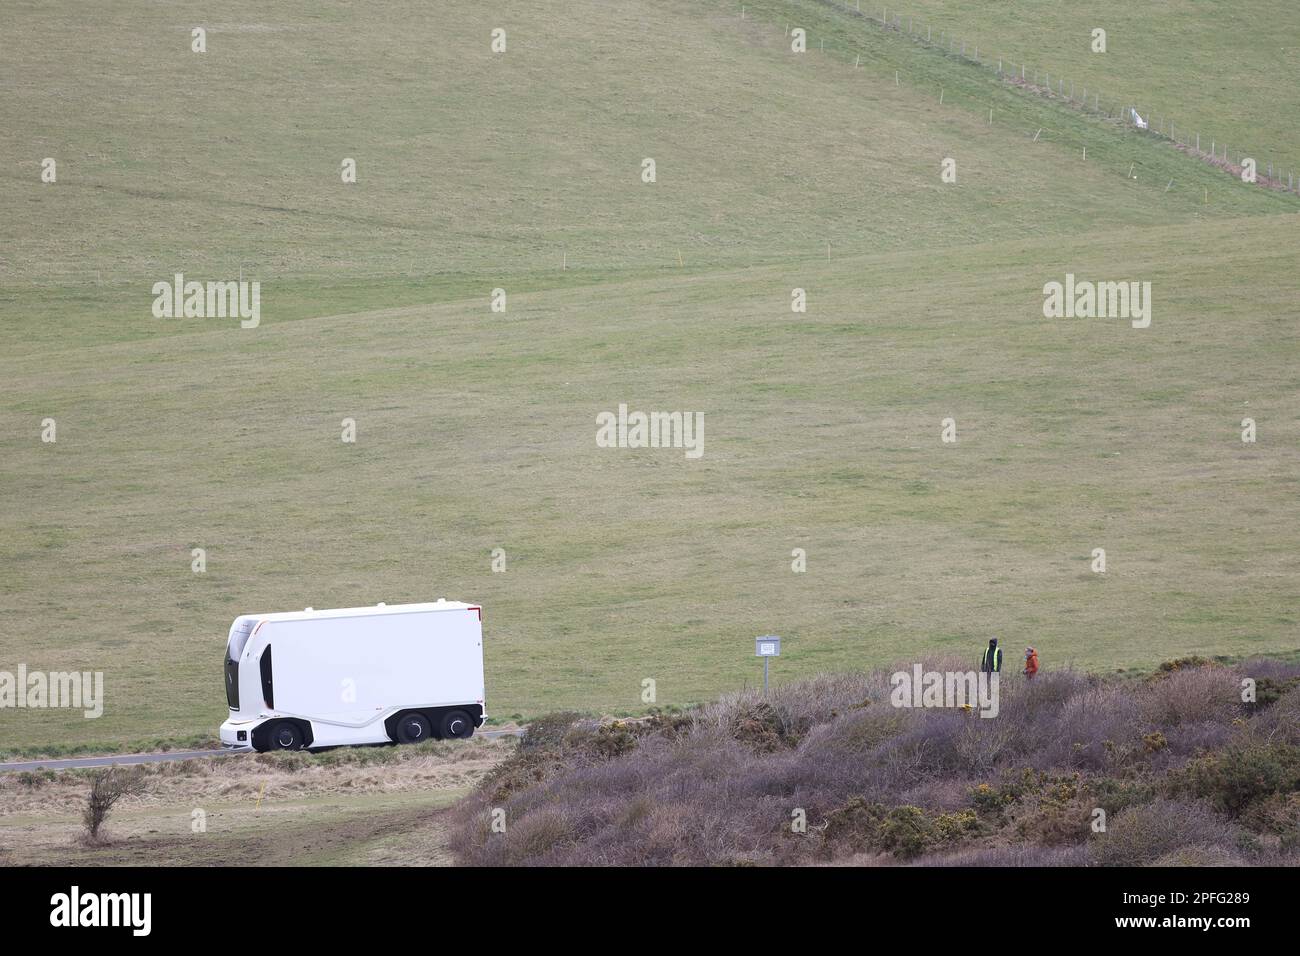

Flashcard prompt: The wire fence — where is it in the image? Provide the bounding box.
[809,0,1300,193]
[7,3,1299,291]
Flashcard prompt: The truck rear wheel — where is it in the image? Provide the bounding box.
[267,720,304,751]
[395,712,432,744]
[440,710,474,740]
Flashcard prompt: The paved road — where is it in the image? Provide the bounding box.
[0,728,525,773]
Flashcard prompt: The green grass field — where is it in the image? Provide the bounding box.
[867,0,1300,164]
[2,0,1297,751]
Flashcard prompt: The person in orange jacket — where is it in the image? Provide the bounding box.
[1024,646,1039,679]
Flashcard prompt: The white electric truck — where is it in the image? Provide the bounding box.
[219,600,485,752]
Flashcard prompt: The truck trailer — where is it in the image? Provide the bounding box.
[219,600,485,751]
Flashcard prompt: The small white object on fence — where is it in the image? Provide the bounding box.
[851,7,1276,192]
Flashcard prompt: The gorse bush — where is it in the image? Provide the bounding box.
[450,657,1300,866]
[1248,676,1300,712]
[1169,742,1300,816]
[518,711,584,752]
[818,799,985,860]
[1240,792,1300,850]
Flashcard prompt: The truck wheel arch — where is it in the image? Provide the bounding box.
[251,718,314,752]
[385,705,483,742]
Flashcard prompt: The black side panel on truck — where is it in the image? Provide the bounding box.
[259,646,273,708]
[224,656,240,709]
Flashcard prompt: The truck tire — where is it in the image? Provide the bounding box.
[267,720,304,751]
[395,712,432,744]
[440,709,474,740]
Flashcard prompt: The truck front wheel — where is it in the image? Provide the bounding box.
[266,720,304,751]
[440,710,474,740]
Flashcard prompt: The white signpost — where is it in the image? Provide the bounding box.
[755,635,781,694]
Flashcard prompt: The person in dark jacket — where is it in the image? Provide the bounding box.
[980,637,1002,673]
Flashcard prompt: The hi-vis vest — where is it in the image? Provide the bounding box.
[983,646,1002,671]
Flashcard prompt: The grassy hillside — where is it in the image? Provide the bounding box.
[4,214,1296,748]
[848,0,1300,165]
[2,1,1291,341]
[1,0,1297,749]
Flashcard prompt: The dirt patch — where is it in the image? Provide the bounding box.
[0,738,513,866]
